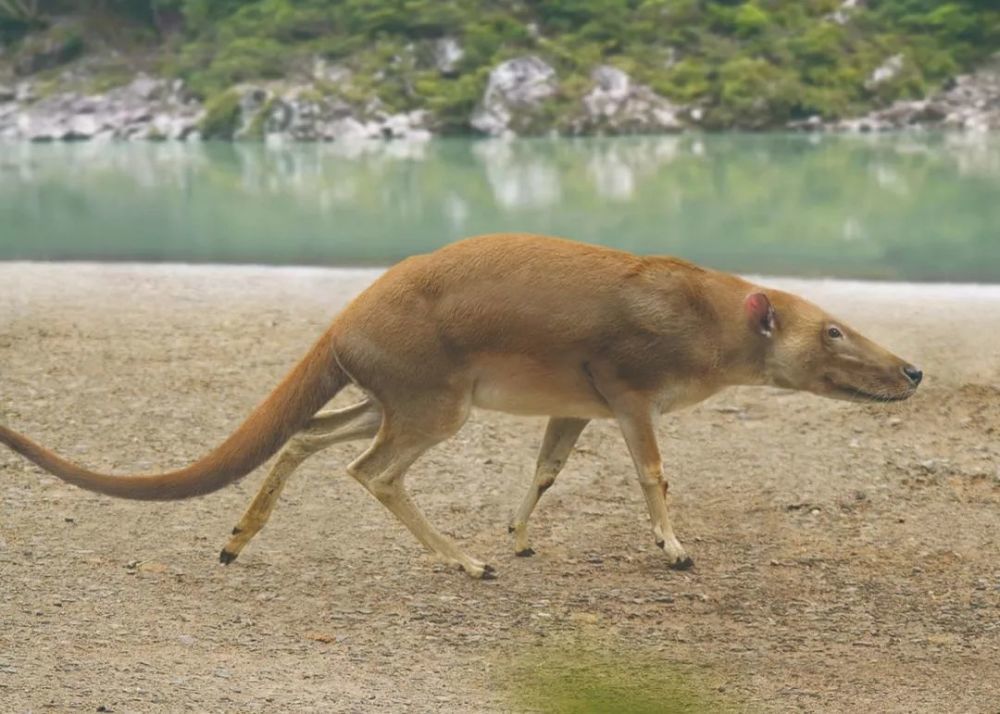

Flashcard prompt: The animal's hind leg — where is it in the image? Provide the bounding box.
[509,417,588,557]
[302,399,382,437]
[347,400,491,578]
[220,400,381,564]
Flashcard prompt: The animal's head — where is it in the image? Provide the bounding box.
[744,290,921,402]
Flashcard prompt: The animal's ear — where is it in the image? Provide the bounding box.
[744,292,776,337]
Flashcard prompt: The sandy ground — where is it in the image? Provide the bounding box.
[0,263,998,713]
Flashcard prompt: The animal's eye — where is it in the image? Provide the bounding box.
[827,326,843,339]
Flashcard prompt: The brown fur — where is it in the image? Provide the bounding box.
[0,234,920,577]
[0,332,346,499]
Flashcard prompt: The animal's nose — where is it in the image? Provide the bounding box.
[902,365,923,386]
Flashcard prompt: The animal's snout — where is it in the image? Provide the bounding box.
[902,365,923,386]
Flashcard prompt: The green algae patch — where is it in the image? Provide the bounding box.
[502,642,735,714]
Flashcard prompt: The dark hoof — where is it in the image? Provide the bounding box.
[481,564,498,580]
[507,525,515,534]
[231,526,243,535]
[515,547,536,558]
[669,556,694,571]
[219,549,238,565]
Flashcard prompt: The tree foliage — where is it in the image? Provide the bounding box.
[2,0,998,129]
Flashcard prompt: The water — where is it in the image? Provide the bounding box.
[1,134,998,282]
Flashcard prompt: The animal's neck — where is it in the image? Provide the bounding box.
[696,273,771,388]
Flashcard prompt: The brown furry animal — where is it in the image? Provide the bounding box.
[0,234,921,578]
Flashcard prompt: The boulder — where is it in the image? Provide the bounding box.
[65,113,102,140]
[150,113,199,140]
[126,74,167,102]
[433,38,464,76]
[380,110,432,140]
[827,0,865,25]
[865,54,905,90]
[470,56,558,136]
[15,82,34,102]
[576,65,685,134]
[324,117,372,142]
[24,116,69,142]
[276,89,353,141]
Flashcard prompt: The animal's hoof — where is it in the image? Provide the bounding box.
[219,549,238,565]
[669,556,694,571]
[515,547,536,558]
[507,525,515,534]
[480,564,498,580]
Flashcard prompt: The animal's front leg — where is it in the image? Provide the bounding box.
[613,398,693,570]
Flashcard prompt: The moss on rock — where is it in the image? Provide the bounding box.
[199,89,242,140]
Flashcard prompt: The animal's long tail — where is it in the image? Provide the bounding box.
[0,330,348,500]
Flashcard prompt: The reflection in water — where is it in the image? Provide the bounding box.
[587,150,636,202]
[0,134,998,281]
[442,193,470,232]
[473,140,562,209]
[944,133,1000,178]
[842,217,865,243]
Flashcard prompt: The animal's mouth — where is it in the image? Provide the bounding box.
[825,377,914,403]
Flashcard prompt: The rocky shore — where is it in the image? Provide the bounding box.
[1,53,997,143]
[791,59,1000,134]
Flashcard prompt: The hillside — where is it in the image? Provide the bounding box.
[0,1,998,139]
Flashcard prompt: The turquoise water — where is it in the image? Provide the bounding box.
[0,134,997,282]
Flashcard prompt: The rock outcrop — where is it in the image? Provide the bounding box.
[433,38,464,76]
[791,58,1000,133]
[573,65,686,134]
[0,76,433,143]
[864,54,905,91]
[1,51,997,141]
[229,86,433,142]
[0,74,202,141]
[470,56,558,137]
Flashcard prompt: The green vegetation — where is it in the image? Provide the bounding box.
[2,1,998,130]
[503,642,730,713]
[198,88,241,139]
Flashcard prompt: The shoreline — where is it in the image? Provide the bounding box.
[2,59,998,143]
[3,259,1000,293]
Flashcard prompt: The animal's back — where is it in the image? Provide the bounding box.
[339,233,697,349]
[332,234,713,417]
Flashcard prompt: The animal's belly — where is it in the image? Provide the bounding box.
[654,381,724,413]
[470,354,611,418]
